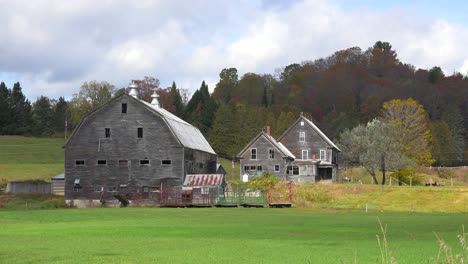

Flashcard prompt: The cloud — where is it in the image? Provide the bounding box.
[0,0,467,100]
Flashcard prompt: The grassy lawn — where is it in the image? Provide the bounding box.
[0,208,465,263]
[0,136,64,183]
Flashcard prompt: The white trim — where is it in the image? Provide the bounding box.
[251,148,257,160]
[320,149,327,161]
[274,164,280,172]
[299,131,305,142]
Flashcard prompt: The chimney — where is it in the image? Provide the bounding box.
[128,81,139,98]
[266,126,271,136]
[150,89,160,109]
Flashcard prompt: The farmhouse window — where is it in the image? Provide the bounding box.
[320,149,327,161]
[137,127,143,138]
[162,160,172,166]
[299,132,305,142]
[274,165,280,172]
[257,165,262,171]
[121,103,127,113]
[251,149,257,160]
[287,166,299,175]
[97,160,107,165]
[140,159,150,165]
[105,128,110,138]
[269,149,275,159]
[250,166,256,171]
[75,160,85,166]
[300,121,304,126]
[244,166,249,172]
[118,160,129,166]
[302,150,309,160]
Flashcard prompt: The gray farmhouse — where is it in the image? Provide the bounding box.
[64,83,217,205]
[237,113,341,182]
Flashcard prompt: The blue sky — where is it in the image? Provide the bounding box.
[1,0,468,101]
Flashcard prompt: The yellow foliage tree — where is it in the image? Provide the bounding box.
[382,98,434,165]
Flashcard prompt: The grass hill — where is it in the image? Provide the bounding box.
[0,136,64,185]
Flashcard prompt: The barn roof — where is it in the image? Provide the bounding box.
[236,131,296,159]
[138,98,216,155]
[65,93,216,155]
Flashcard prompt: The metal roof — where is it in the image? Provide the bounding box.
[237,131,296,159]
[266,133,296,159]
[183,174,224,186]
[139,98,216,155]
[52,173,64,180]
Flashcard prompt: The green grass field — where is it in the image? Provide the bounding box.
[0,136,64,183]
[0,208,465,263]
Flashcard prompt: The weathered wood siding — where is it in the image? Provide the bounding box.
[239,135,289,179]
[184,149,217,175]
[65,94,189,200]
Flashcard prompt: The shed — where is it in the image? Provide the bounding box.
[51,174,65,196]
[6,180,52,194]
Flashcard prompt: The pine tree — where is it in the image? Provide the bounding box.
[32,96,54,136]
[170,82,184,118]
[0,82,11,134]
[53,97,68,133]
[10,82,32,135]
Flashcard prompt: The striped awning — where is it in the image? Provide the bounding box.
[183,174,224,186]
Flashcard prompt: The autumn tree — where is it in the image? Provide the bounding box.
[212,68,238,103]
[69,81,115,127]
[382,98,433,165]
[133,76,160,102]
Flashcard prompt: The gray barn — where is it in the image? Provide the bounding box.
[64,83,217,204]
[237,113,341,182]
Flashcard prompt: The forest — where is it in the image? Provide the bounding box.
[0,41,466,167]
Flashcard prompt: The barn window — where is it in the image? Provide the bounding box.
[320,149,327,161]
[269,149,275,159]
[75,160,85,166]
[140,159,150,165]
[74,179,81,191]
[118,160,129,166]
[302,150,309,160]
[121,103,127,113]
[137,127,143,138]
[107,186,117,192]
[299,132,305,142]
[143,187,149,193]
[162,160,172,166]
[97,160,107,165]
[251,149,257,160]
[105,128,110,138]
[94,186,103,192]
[198,163,204,169]
[287,166,299,175]
[274,165,280,172]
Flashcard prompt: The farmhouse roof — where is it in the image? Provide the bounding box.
[64,93,216,155]
[278,114,341,152]
[236,131,296,159]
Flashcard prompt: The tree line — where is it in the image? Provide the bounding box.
[0,41,466,168]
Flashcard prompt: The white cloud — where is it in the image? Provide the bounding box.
[0,0,467,100]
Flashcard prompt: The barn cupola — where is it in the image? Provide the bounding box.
[128,81,139,98]
[150,89,160,108]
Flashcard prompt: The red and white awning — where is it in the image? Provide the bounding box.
[184,174,224,186]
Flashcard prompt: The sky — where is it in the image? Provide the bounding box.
[1,0,468,101]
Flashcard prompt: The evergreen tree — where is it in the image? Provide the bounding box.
[10,82,32,135]
[170,82,184,118]
[0,82,11,134]
[53,97,68,133]
[32,96,54,136]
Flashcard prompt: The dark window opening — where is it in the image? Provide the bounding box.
[269,149,275,159]
[274,165,280,172]
[199,163,204,168]
[140,159,150,165]
[75,160,85,166]
[107,186,117,192]
[162,160,172,166]
[244,166,249,172]
[94,186,103,192]
[250,165,256,171]
[105,128,110,138]
[287,166,299,175]
[118,160,129,166]
[251,149,257,160]
[97,160,107,165]
[256,165,262,171]
[137,127,143,138]
[121,103,127,113]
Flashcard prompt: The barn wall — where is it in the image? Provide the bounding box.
[184,149,217,175]
[65,95,185,200]
[239,135,289,180]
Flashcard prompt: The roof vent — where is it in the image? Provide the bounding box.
[128,81,139,98]
[150,89,160,108]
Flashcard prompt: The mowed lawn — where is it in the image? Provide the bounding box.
[0,136,64,182]
[0,208,466,264]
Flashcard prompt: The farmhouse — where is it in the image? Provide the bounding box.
[64,82,217,205]
[237,113,341,182]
